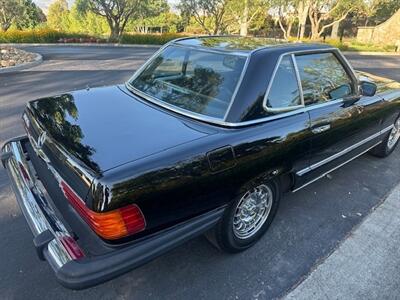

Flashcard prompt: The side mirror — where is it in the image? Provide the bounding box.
[359,81,377,97]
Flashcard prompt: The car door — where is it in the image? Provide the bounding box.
[293,51,383,188]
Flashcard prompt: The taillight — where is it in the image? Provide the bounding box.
[60,181,146,240]
[59,235,85,259]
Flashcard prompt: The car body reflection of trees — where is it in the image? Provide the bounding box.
[32,94,100,173]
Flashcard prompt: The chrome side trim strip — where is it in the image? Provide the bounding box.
[296,125,394,176]
[292,53,305,107]
[292,141,382,193]
[382,124,395,133]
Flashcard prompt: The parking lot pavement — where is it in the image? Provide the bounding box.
[0,46,399,300]
[285,183,400,299]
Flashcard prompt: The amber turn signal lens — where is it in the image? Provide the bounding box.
[60,181,146,240]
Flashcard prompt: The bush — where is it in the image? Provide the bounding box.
[0,29,186,45]
[120,33,186,45]
[0,28,91,43]
[324,39,350,51]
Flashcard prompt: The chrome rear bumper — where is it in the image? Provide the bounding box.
[1,136,80,270]
[1,136,225,289]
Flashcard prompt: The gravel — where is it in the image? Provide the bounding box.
[0,46,36,68]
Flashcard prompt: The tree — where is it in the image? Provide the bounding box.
[361,0,386,26]
[15,0,46,29]
[0,0,23,31]
[68,2,109,35]
[308,0,360,39]
[360,0,400,26]
[269,0,297,40]
[78,0,143,41]
[270,0,311,40]
[128,0,169,33]
[273,0,296,40]
[297,0,311,39]
[47,0,70,30]
[225,0,268,36]
[178,0,228,34]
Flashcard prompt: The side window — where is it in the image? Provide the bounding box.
[295,53,354,106]
[266,56,301,111]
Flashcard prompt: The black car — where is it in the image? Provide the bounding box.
[2,36,400,289]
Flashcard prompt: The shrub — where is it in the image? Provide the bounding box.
[0,29,186,45]
[0,28,91,43]
[323,39,349,51]
[120,33,187,45]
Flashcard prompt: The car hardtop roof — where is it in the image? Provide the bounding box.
[173,35,334,55]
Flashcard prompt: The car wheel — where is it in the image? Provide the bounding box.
[206,180,280,253]
[370,117,400,158]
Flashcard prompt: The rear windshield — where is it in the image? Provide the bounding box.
[128,45,247,120]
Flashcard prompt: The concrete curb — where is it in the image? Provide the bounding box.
[284,182,400,299]
[0,53,42,74]
[0,43,162,48]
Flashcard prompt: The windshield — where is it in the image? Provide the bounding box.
[128,45,247,120]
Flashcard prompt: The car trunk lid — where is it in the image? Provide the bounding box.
[23,85,215,205]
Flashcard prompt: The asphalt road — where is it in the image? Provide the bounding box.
[0,46,399,300]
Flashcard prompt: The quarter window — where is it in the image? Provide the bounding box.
[295,52,354,105]
[265,56,301,111]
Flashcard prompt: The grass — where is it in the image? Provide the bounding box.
[287,36,397,52]
[323,39,396,52]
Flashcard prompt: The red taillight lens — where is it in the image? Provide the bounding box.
[60,181,146,240]
[59,235,85,259]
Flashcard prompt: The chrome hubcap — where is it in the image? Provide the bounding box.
[233,184,273,239]
[387,119,400,149]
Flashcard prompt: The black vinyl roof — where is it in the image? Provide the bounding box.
[173,36,333,54]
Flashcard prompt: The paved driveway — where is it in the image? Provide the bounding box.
[0,46,399,300]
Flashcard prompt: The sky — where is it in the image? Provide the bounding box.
[33,0,73,11]
[33,0,179,12]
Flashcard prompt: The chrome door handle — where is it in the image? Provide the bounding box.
[311,124,331,134]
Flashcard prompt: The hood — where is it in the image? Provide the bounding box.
[27,85,215,175]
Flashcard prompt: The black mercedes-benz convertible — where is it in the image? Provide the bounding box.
[2,36,400,289]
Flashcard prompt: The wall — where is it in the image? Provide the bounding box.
[357,9,400,45]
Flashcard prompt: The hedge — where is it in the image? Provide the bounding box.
[0,29,186,45]
[120,33,186,45]
[0,29,92,43]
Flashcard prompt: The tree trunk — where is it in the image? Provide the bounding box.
[297,0,310,39]
[239,0,249,36]
[309,9,320,40]
[311,27,319,39]
[330,21,339,39]
[109,24,120,42]
[287,22,293,39]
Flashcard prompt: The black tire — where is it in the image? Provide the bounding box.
[206,179,280,253]
[369,118,400,158]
